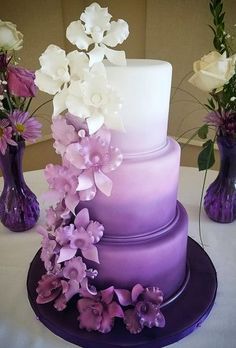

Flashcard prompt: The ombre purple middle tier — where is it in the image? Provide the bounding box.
[80,137,180,236]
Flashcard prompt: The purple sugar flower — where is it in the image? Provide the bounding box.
[36,274,63,304]
[54,279,81,311]
[9,109,41,142]
[0,119,17,154]
[77,286,124,333]
[65,127,123,198]
[44,163,81,212]
[116,284,165,334]
[56,209,104,264]
[63,256,87,283]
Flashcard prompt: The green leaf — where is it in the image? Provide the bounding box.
[198,124,209,139]
[198,140,215,171]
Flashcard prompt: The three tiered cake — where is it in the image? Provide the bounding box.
[27,2,217,347]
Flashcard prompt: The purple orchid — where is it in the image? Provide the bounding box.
[0,119,17,154]
[45,201,71,230]
[51,114,89,156]
[65,127,123,198]
[115,284,165,334]
[8,109,41,142]
[77,286,124,333]
[56,208,104,264]
[54,279,80,311]
[44,163,80,213]
[51,116,79,156]
[63,256,87,283]
[36,274,63,304]
[8,65,37,97]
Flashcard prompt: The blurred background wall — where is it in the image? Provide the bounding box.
[1,0,236,171]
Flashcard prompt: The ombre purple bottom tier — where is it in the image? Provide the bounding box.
[89,201,188,300]
[27,238,217,348]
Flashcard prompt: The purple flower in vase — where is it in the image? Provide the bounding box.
[204,111,224,127]
[0,119,17,154]
[77,286,124,333]
[115,284,165,334]
[65,127,123,198]
[7,65,37,97]
[9,109,41,142]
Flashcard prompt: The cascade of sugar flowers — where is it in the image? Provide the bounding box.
[35,2,165,334]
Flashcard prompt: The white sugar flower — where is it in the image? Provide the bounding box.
[80,2,112,43]
[0,20,23,51]
[35,45,70,95]
[67,51,89,80]
[66,2,129,66]
[64,67,123,134]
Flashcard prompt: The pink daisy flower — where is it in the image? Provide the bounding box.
[0,119,17,155]
[9,109,42,142]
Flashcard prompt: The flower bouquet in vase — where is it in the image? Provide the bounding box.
[0,20,42,231]
[188,0,236,223]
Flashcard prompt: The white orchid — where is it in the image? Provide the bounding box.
[53,64,123,134]
[35,45,70,94]
[66,2,129,66]
[35,2,128,134]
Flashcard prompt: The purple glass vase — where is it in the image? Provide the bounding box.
[204,135,236,223]
[0,141,40,232]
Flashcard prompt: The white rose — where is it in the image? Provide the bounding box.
[0,20,23,51]
[188,51,236,92]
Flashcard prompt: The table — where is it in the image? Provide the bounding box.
[0,167,235,348]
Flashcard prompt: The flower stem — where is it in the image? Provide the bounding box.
[30,98,53,117]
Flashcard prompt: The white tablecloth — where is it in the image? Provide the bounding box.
[0,167,235,348]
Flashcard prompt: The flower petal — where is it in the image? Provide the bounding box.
[94,170,112,196]
[82,244,100,263]
[57,246,77,263]
[101,286,114,305]
[65,193,79,214]
[103,45,127,66]
[124,309,143,334]
[77,170,94,191]
[88,44,105,66]
[108,301,124,318]
[102,19,129,47]
[87,115,105,134]
[66,20,92,50]
[67,50,89,80]
[35,70,62,95]
[74,208,90,229]
[131,284,144,303]
[53,85,68,116]
[114,289,132,306]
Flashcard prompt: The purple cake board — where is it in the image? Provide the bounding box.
[27,237,217,348]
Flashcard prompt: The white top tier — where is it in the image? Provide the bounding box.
[106,59,172,155]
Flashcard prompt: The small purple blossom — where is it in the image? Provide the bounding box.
[63,256,87,283]
[9,109,41,142]
[0,119,17,154]
[8,65,37,97]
